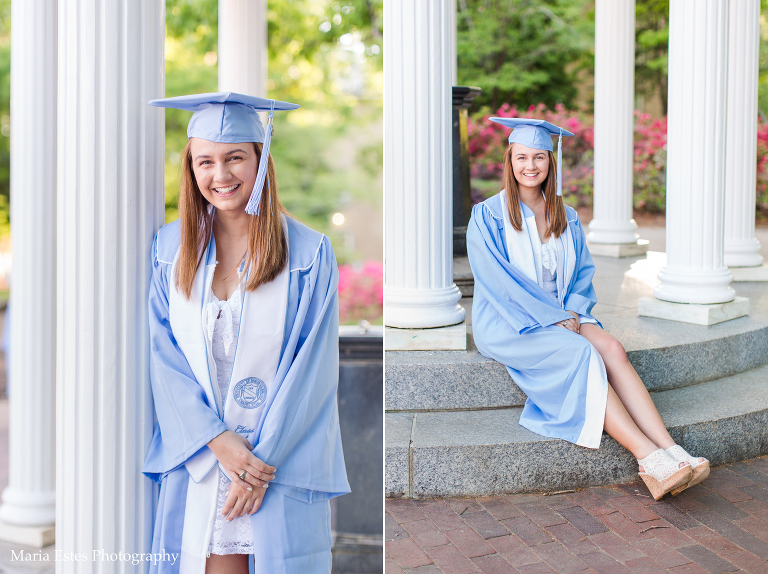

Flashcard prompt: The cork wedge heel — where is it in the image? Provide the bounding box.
[638,449,693,501]
[666,445,710,496]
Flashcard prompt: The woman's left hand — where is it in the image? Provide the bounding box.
[222,479,268,521]
[558,311,580,333]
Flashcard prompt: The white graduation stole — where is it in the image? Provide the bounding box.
[500,189,538,284]
[498,191,577,303]
[169,218,290,569]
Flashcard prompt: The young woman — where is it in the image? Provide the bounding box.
[466,117,709,501]
[142,93,349,574]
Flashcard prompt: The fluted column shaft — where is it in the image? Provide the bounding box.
[588,0,639,245]
[57,1,165,570]
[724,0,762,268]
[384,0,465,328]
[219,0,267,97]
[0,0,57,528]
[655,0,733,304]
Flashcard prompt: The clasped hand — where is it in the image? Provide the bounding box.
[558,311,581,333]
[221,479,267,520]
[207,430,276,520]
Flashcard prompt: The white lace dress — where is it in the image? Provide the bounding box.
[540,237,559,302]
[204,285,255,556]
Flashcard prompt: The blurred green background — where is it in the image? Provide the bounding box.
[163,0,383,265]
[455,0,768,116]
[0,0,384,267]
[1,1,768,238]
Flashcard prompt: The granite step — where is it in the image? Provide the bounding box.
[391,250,768,413]
[386,320,768,411]
[385,362,768,498]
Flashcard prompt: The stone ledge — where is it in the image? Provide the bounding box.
[386,322,768,410]
[730,264,768,282]
[587,239,650,258]
[0,523,55,548]
[638,296,749,326]
[385,322,467,351]
[385,349,523,411]
[385,364,768,498]
[385,412,413,498]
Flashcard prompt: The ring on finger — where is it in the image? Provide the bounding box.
[239,470,248,481]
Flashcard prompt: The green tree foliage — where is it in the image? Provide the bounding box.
[456,0,594,111]
[635,0,669,115]
[164,0,383,261]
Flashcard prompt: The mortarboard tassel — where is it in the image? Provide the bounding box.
[556,128,563,197]
[245,100,276,215]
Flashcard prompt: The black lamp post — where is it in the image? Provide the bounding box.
[452,86,482,256]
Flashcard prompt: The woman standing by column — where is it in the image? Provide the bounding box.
[142,92,349,574]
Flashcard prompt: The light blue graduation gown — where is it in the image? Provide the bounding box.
[143,215,350,573]
[466,192,608,449]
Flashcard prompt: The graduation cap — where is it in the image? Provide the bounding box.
[149,92,300,215]
[489,117,574,197]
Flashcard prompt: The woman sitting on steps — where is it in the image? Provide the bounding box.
[466,117,709,500]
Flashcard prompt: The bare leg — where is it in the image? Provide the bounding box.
[603,377,689,474]
[580,323,678,451]
[206,554,250,574]
[604,383,659,461]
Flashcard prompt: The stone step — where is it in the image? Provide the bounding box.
[386,319,768,411]
[392,251,768,413]
[385,363,768,498]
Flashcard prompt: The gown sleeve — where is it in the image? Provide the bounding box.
[251,235,350,501]
[563,215,600,319]
[142,234,228,483]
[467,202,575,335]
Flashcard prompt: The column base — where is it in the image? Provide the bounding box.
[729,264,768,282]
[385,284,466,328]
[385,321,467,351]
[0,521,55,548]
[587,239,649,258]
[638,296,749,326]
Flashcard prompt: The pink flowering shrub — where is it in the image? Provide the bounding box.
[468,104,594,208]
[338,261,383,325]
[469,104,676,213]
[757,120,768,212]
[470,104,768,216]
[633,112,667,213]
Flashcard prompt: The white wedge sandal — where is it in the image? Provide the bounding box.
[637,448,692,500]
[665,445,710,496]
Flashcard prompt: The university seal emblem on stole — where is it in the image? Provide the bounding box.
[233,377,268,409]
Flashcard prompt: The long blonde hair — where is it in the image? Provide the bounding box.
[175,141,288,299]
[502,146,567,238]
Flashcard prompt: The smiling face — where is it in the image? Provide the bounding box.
[510,142,550,194]
[189,137,258,213]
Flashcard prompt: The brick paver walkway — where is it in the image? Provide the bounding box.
[386,456,768,574]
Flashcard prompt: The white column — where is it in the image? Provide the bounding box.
[219,0,267,97]
[384,0,465,330]
[0,0,57,540]
[587,0,646,257]
[724,0,765,272]
[57,0,164,569]
[654,0,734,305]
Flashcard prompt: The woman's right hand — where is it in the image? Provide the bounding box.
[555,311,581,333]
[207,430,276,491]
[557,315,580,333]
